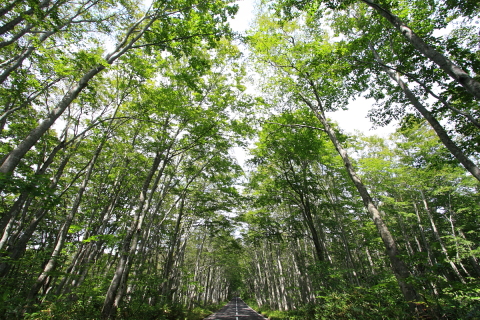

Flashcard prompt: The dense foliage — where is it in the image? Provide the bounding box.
[0,0,478,319]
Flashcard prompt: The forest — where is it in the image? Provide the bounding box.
[0,0,479,319]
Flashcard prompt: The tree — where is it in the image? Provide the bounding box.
[0,2,252,317]
[248,13,420,307]
[268,0,480,182]
[0,0,238,176]
[354,122,480,316]
[273,0,480,99]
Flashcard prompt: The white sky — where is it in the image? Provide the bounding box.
[229,0,398,138]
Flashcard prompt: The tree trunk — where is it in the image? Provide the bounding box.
[361,0,480,100]
[27,142,103,302]
[160,197,186,303]
[457,229,480,277]
[371,46,480,182]
[0,65,105,175]
[420,190,466,284]
[101,149,164,319]
[0,138,68,245]
[275,245,288,311]
[302,198,325,263]
[0,10,158,176]
[56,173,123,295]
[412,202,436,267]
[0,150,72,278]
[0,0,51,36]
[299,91,419,305]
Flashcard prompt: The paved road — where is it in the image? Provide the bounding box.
[204,297,267,320]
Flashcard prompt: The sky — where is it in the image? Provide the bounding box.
[229,0,398,138]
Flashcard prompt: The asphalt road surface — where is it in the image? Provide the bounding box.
[204,297,267,320]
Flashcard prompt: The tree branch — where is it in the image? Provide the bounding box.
[372,57,480,129]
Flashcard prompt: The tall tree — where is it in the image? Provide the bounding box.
[269,0,480,181]
[248,13,419,306]
[0,0,237,176]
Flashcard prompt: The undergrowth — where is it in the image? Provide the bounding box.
[245,279,480,320]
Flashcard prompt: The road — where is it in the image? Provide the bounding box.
[204,297,267,320]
